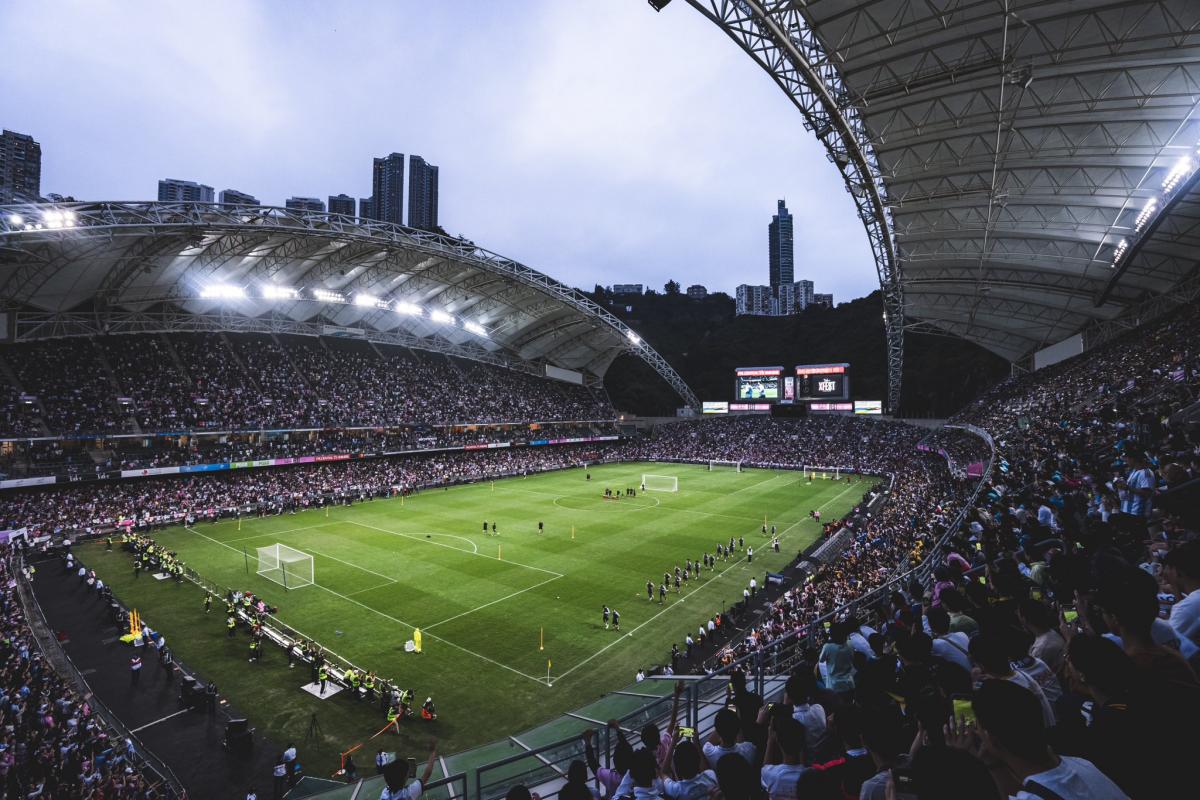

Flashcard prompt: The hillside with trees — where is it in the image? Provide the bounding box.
[595,285,1008,418]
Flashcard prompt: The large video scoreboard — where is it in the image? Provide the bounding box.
[794,363,850,401]
[734,366,782,401]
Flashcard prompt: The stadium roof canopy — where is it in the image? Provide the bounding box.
[0,201,699,406]
[688,0,1200,407]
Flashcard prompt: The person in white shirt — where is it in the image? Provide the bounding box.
[784,672,828,759]
[965,680,1128,799]
[758,713,807,800]
[379,740,437,800]
[701,708,756,767]
[661,741,717,800]
[1164,541,1200,650]
[969,634,1055,727]
[1117,452,1155,517]
[926,607,972,673]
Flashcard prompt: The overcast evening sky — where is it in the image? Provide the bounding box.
[0,0,877,302]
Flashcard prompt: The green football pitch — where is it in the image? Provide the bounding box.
[80,462,867,766]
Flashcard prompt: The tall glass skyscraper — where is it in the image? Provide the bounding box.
[0,129,41,203]
[370,152,405,225]
[768,199,794,291]
[407,155,439,231]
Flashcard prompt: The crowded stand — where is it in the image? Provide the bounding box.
[0,333,615,437]
[0,548,162,797]
[1,299,1198,800]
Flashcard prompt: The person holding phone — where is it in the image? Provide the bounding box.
[379,739,437,800]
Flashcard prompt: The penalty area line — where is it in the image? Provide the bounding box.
[346,519,562,578]
[183,525,548,685]
[424,574,564,630]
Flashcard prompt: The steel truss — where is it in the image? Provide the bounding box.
[0,201,699,407]
[685,0,904,411]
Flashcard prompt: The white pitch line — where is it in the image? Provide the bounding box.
[184,525,548,685]
[505,485,766,524]
[345,579,401,597]
[548,478,860,685]
[723,471,789,497]
[306,547,399,584]
[425,574,564,630]
[347,520,562,578]
[221,522,339,544]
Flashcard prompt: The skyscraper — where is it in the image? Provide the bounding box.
[0,129,42,203]
[158,178,214,203]
[407,155,439,230]
[328,194,355,216]
[768,199,794,291]
[285,196,325,212]
[370,152,404,224]
[219,189,259,208]
[358,197,375,221]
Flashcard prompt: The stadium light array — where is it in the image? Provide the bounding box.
[463,321,488,337]
[1111,238,1129,267]
[354,292,382,307]
[430,309,455,325]
[395,301,423,316]
[42,209,77,229]
[7,214,22,226]
[262,285,298,300]
[1134,198,1158,233]
[313,288,344,303]
[627,331,641,345]
[1162,157,1195,193]
[201,284,247,300]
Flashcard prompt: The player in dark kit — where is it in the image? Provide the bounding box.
[611,609,620,631]
[491,522,497,535]
[663,571,670,587]
[674,574,681,592]
[538,521,544,534]
[658,583,667,604]
[602,605,610,630]
[483,521,488,535]
[646,580,654,601]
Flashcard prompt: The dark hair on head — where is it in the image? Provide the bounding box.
[911,745,1002,800]
[504,785,532,800]
[795,766,838,800]
[640,723,661,751]
[972,679,1050,762]
[835,705,863,747]
[895,631,933,663]
[629,748,657,787]
[560,762,592,800]
[729,668,747,692]
[772,714,807,760]
[1018,598,1056,630]
[967,634,1011,676]
[859,706,906,762]
[785,668,817,704]
[713,707,741,743]
[383,758,410,790]
[937,588,968,613]
[1097,567,1159,637]
[714,753,760,800]
[1001,625,1035,661]
[925,605,950,633]
[830,620,849,645]
[672,740,701,780]
[1164,540,1200,581]
[1067,635,1136,696]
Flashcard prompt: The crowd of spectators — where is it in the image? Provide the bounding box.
[0,547,161,797]
[0,332,615,437]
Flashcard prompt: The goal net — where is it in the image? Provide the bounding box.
[708,460,742,472]
[256,544,314,590]
[641,474,678,492]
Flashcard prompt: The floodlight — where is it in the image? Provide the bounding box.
[395,302,423,316]
[201,284,246,300]
[1134,198,1157,232]
[313,288,344,303]
[464,321,487,337]
[1163,157,1195,192]
[431,309,454,324]
[1111,238,1129,266]
[8,214,22,226]
[627,331,641,345]
[262,285,298,300]
[354,292,379,307]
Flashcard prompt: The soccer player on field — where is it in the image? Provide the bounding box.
[659,583,667,604]
[482,521,488,535]
[646,580,654,601]
[538,521,544,534]
[491,522,497,535]
[674,574,681,592]
[603,605,610,630]
[612,609,620,631]
[663,571,670,587]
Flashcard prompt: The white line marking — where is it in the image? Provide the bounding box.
[130,708,191,733]
[306,547,398,584]
[548,479,860,685]
[345,580,400,597]
[424,574,564,630]
[347,520,561,577]
[222,522,339,544]
[183,526,548,684]
[724,471,788,497]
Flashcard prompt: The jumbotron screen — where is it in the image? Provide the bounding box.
[794,363,850,401]
[734,366,783,402]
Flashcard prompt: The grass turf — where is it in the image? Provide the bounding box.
[79,462,866,774]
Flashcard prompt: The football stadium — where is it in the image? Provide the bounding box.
[2,2,1200,799]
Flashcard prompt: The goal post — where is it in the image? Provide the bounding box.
[256,544,314,590]
[641,474,678,493]
[707,460,742,473]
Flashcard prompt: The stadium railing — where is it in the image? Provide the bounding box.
[13,554,189,799]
